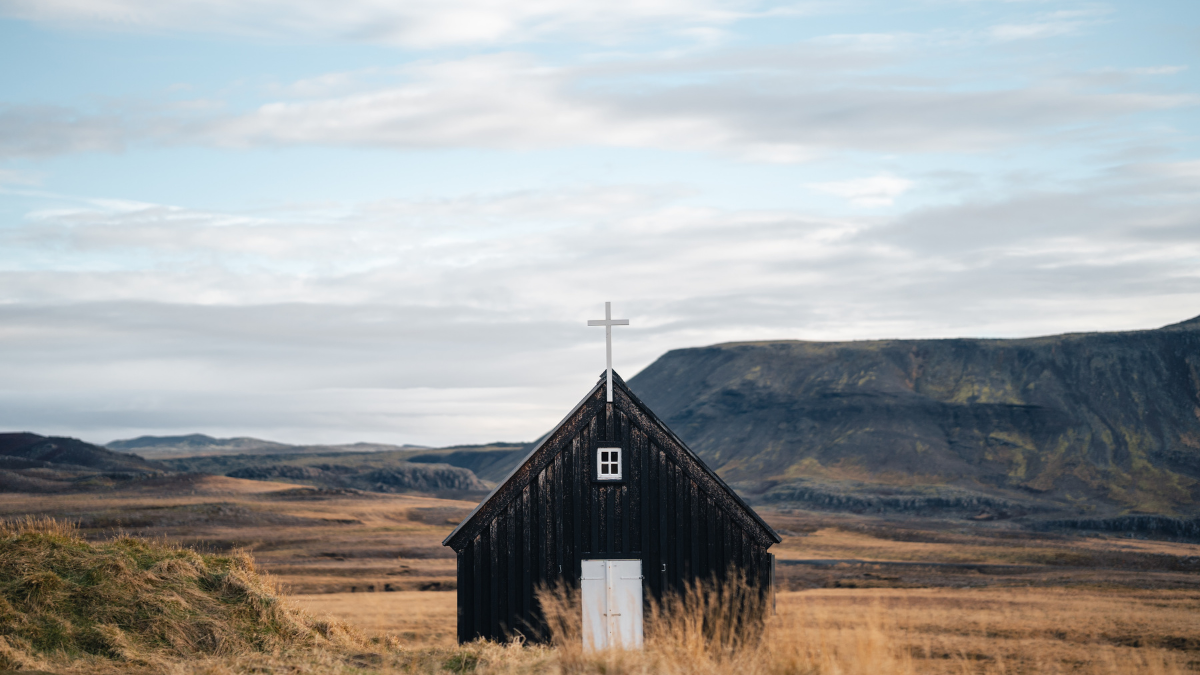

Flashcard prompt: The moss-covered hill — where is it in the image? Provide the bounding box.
[627,315,1200,517]
[0,518,360,671]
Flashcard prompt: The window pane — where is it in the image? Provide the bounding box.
[597,448,621,479]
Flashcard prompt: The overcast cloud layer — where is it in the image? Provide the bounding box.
[0,0,1197,446]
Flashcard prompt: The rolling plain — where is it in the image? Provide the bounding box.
[3,475,1198,673]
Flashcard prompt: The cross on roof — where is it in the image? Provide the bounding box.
[587,301,629,403]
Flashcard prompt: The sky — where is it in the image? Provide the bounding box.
[1,0,1198,447]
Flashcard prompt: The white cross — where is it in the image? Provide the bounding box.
[587,301,629,403]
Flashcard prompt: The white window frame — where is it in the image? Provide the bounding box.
[597,447,622,480]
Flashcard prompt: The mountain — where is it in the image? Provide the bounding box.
[627,315,1200,518]
[106,434,429,459]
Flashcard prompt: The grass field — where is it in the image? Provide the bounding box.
[287,587,1199,673]
[0,475,467,594]
[291,592,459,647]
[2,478,1199,673]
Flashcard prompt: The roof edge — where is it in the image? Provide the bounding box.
[610,372,781,545]
[442,376,605,548]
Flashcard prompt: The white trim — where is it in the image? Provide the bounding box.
[597,446,622,480]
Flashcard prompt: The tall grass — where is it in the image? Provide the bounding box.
[444,575,1189,675]
[523,571,913,675]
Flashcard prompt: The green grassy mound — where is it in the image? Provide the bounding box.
[0,518,358,670]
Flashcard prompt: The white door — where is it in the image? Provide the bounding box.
[580,559,643,651]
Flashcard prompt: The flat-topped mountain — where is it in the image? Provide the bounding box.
[628,314,1200,518]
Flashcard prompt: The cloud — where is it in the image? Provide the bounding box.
[3,159,1196,345]
[5,161,1196,308]
[1091,65,1188,77]
[807,174,913,207]
[989,8,1110,42]
[4,41,1193,162]
[0,105,129,158]
[0,168,43,186]
[241,51,1190,156]
[2,165,1197,444]
[213,51,1194,157]
[0,0,769,47]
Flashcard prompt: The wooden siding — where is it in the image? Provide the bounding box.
[449,374,778,644]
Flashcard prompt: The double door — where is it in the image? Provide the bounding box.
[580,559,643,650]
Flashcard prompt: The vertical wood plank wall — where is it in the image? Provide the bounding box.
[454,389,775,644]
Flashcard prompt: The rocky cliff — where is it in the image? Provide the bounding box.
[628,315,1200,517]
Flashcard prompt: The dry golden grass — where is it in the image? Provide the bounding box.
[2,485,1197,673]
[274,579,1199,674]
[772,525,1200,566]
[463,579,1193,675]
[0,485,467,594]
[775,587,1197,674]
[290,592,458,647]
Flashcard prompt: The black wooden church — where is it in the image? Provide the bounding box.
[442,368,780,644]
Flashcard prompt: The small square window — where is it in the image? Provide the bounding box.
[597,447,622,480]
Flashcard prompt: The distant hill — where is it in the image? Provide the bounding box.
[408,445,530,483]
[0,432,492,496]
[225,463,486,493]
[159,442,527,491]
[107,434,291,455]
[0,432,163,492]
[106,434,429,459]
[627,315,1200,519]
[0,432,160,472]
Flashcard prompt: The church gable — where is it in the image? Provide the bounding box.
[443,371,778,552]
[445,369,779,643]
